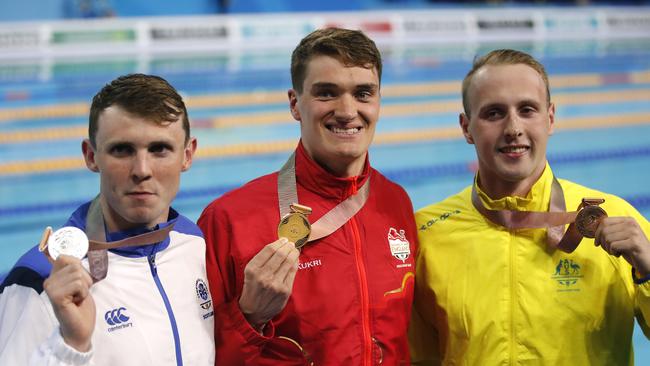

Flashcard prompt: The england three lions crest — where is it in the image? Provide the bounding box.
[388,227,411,265]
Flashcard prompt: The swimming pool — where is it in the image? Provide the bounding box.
[1,36,649,359]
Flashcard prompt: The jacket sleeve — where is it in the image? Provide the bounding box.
[631,207,650,338]
[30,330,93,366]
[198,204,312,365]
[408,249,443,366]
[197,204,273,364]
[409,303,441,366]
[0,283,92,366]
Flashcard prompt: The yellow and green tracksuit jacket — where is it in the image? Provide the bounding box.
[410,164,650,365]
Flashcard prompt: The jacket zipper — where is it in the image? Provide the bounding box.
[148,254,184,366]
[509,233,516,365]
[348,178,372,366]
[351,217,372,366]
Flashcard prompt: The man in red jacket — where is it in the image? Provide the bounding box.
[198,28,418,365]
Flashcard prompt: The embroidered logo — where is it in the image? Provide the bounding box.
[551,259,583,292]
[388,228,411,268]
[105,307,133,332]
[195,278,212,308]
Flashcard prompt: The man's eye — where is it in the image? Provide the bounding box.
[485,110,503,120]
[356,90,373,101]
[149,144,172,155]
[316,90,335,99]
[520,106,536,116]
[110,145,134,156]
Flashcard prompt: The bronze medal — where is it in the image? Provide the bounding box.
[278,203,312,249]
[575,200,607,238]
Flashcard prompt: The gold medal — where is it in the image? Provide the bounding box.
[278,203,312,249]
[575,199,607,238]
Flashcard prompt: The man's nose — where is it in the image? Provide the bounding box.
[334,94,356,121]
[504,112,523,139]
[131,151,152,180]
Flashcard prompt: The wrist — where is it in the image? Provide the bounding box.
[242,311,267,334]
[60,329,91,352]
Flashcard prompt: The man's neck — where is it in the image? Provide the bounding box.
[477,167,547,200]
[478,178,534,200]
[311,154,367,178]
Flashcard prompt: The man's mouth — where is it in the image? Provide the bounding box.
[328,126,362,135]
[127,191,154,197]
[499,145,529,154]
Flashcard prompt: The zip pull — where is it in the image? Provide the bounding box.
[148,254,157,276]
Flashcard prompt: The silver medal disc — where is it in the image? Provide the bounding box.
[47,226,89,260]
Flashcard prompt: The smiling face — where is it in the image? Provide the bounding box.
[288,55,380,177]
[460,63,555,198]
[82,105,196,231]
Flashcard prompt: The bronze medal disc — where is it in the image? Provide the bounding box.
[575,205,607,238]
[278,212,311,249]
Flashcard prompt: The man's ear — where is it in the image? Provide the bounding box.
[82,139,99,172]
[181,137,198,172]
[547,102,555,136]
[288,89,301,121]
[460,113,474,144]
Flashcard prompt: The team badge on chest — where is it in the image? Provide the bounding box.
[388,227,411,267]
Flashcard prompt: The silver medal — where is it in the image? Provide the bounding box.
[47,226,89,260]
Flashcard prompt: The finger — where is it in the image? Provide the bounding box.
[262,240,297,273]
[282,254,300,289]
[247,238,290,269]
[276,248,300,283]
[608,237,636,258]
[600,216,632,225]
[51,255,82,272]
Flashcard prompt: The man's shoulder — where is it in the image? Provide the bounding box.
[0,245,51,294]
[557,178,637,213]
[172,212,204,239]
[0,202,92,294]
[200,171,278,218]
[415,186,471,220]
[370,168,410,198]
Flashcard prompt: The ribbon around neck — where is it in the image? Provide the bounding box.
[471,177,604,253]
[277,152,370,244]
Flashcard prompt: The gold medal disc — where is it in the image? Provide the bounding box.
[278,212,311,249]
[576,205,607,238]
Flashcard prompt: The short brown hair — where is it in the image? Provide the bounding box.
[290,27,382,93]
[88,74,190,146]
[462,49,550,117]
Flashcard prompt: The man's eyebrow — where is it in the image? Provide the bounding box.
[106,140,134,148]
[355,83,378,90]
[477,102,505,112]
[310,82,339,90]
[148,139,174,146]
[517,98,542,106]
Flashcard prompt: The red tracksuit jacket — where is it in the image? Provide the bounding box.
[198,143,417,365]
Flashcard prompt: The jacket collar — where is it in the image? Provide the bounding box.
[69,202,178,258]
[294,141,371,201]
[106,210,178,258]
[475,162,554,212]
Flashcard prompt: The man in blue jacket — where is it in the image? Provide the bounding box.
[0,74,214,365]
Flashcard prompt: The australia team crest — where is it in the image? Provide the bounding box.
[388,227,411,265]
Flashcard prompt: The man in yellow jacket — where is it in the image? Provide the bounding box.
[409,49,650,365]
